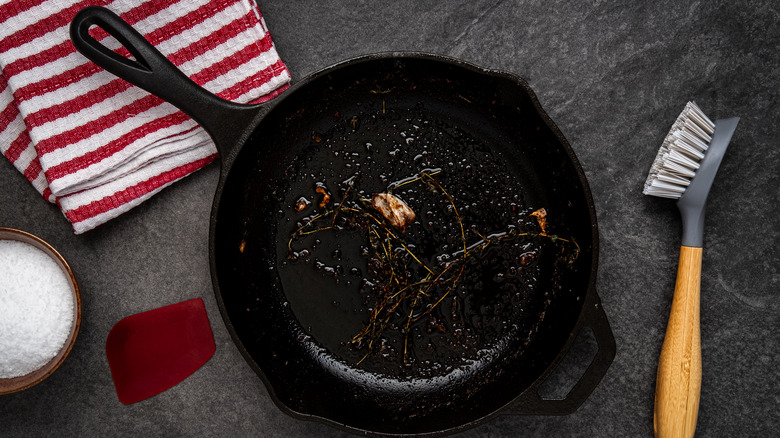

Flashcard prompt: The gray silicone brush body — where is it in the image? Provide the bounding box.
[677,117,740,247]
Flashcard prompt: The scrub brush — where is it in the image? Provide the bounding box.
[643,102,739,438]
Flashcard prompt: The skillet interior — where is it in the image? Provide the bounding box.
[212,55,596,435]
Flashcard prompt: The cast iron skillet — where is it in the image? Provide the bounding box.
[72,6,615,436]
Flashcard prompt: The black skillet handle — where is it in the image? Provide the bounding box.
[507,289,616,415]
[69,6,259,160]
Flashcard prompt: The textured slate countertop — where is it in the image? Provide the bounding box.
[1,1,778,436]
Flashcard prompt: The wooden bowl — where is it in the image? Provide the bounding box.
[0,227,81,395]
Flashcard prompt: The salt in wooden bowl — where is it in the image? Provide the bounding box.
[0,227,81,395]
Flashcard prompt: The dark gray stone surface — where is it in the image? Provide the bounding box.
[1,1,778,436]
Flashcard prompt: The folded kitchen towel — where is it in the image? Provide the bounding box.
[0,0,290,233]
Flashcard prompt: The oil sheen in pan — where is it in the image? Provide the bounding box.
[276,105,556,379]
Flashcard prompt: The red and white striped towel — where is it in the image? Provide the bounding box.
[0,0,290,233]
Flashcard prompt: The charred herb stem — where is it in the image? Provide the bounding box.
[288,171,579,365]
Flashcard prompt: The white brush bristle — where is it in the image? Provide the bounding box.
[643,101,716,199]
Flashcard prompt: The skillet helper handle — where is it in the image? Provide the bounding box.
[654,245,702,438]
[69,6,257,157]
[508,290,616,415]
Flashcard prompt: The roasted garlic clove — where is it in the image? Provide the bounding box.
[530,208,547,234]
[315,184,331,207]
[371,193,416,232]
[294,197,311,212]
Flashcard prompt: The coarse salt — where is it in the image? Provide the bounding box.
[0,240,74,379]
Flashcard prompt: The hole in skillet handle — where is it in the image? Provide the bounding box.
[506,290,616,415]
[538,327,599,400]
[69,5,260,160]
[70,6,181,101]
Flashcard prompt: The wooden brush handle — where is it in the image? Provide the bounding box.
[654,246,702,438]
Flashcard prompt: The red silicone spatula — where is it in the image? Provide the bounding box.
[106,298,215,404]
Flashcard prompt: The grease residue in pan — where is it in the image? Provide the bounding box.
[277,104,568,379]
